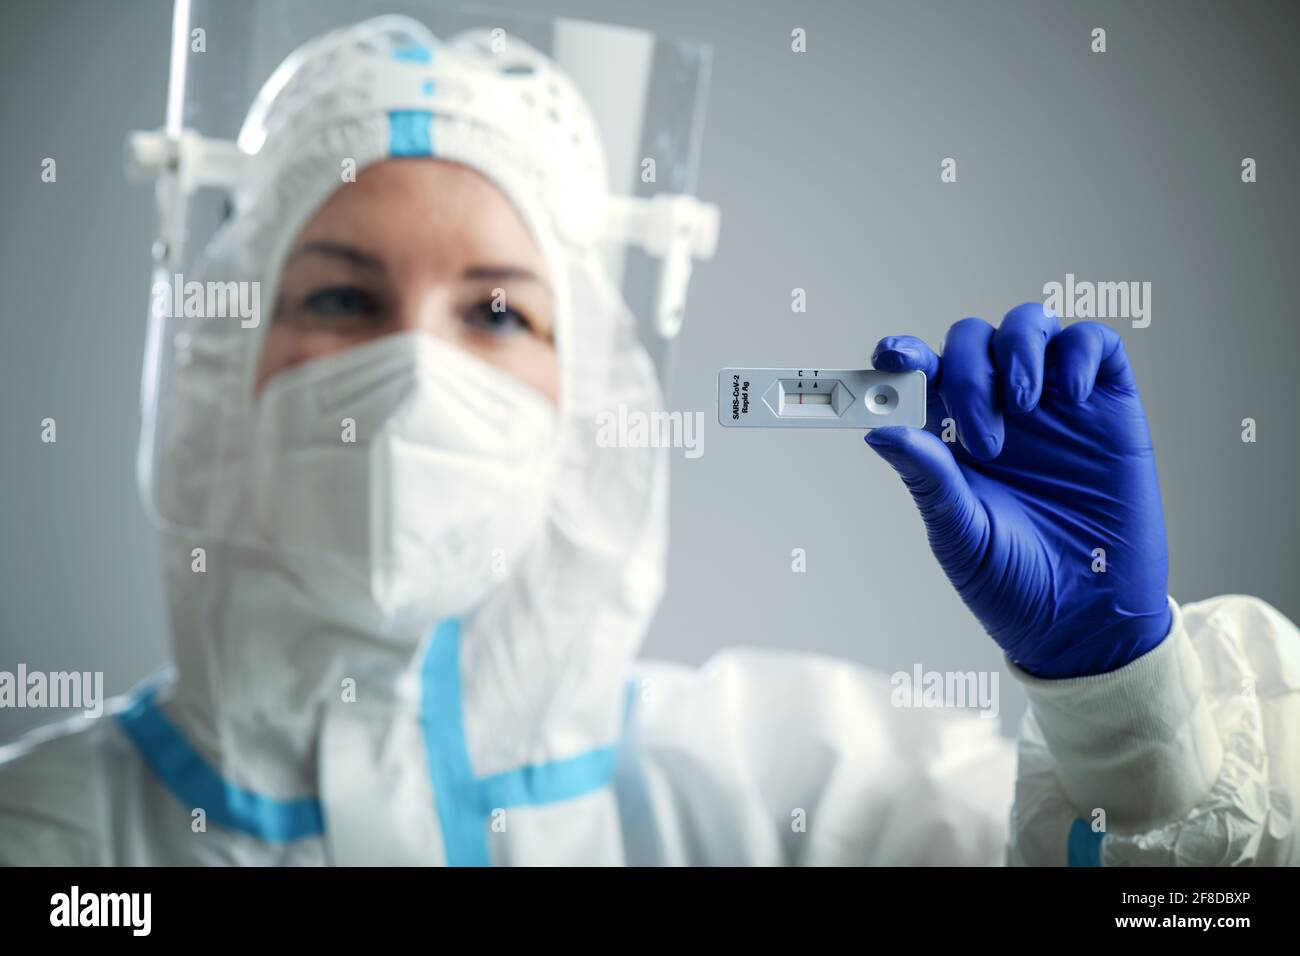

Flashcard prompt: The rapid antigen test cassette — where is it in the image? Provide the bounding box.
[718,367,927,429]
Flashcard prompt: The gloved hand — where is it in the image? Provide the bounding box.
[866,303,1171,678]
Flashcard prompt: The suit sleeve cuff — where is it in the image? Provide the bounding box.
[1007,597,1224,831]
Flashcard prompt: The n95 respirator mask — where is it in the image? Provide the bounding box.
[250,331,559,629]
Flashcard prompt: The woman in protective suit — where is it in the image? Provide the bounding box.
[0,15,1295,866]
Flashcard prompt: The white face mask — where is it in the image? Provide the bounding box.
[250,331,559,630]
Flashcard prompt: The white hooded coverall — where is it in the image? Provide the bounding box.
[1,18,1296,868]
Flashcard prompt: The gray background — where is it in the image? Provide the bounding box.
[3,0,1297,740]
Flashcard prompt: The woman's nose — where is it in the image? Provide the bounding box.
[392,285,454,338]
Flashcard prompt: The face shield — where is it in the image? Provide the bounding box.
[126,1,717,621]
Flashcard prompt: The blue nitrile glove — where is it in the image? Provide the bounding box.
[865,303,1171,678]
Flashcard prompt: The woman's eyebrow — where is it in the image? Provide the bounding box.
[288,240,385,272]
[465,265,549,288]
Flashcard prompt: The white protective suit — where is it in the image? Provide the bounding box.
[1,18,1297,867]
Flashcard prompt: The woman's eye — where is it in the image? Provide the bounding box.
[302,286,380,319]
[463,302,533,336]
